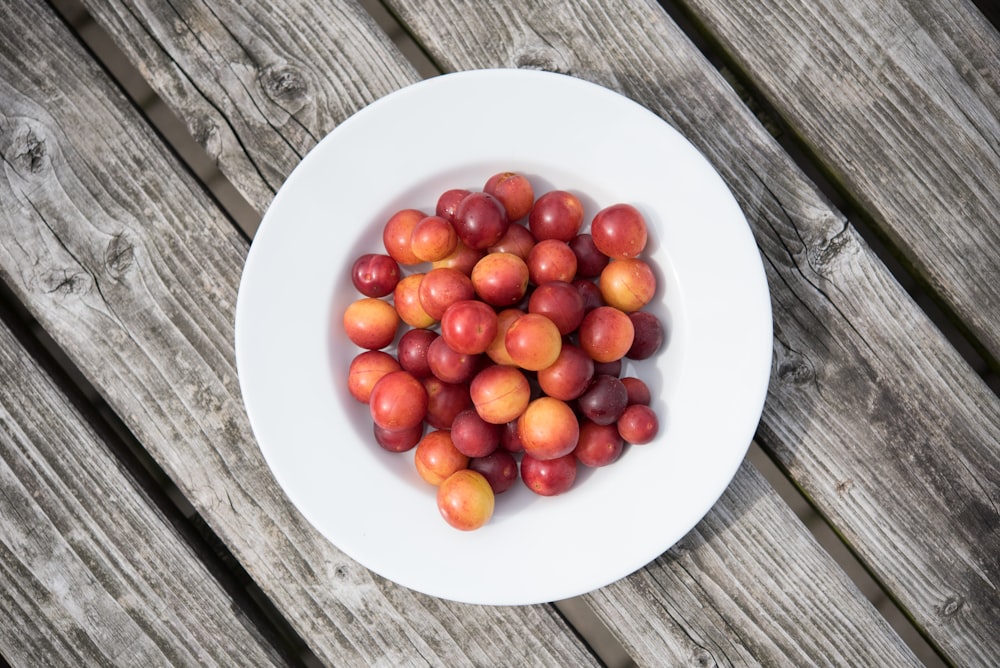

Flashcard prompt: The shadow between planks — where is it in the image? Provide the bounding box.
[27,0,963,665]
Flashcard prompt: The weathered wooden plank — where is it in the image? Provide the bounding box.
[382,0,1000,664]
[56,0,926,663]
[677,0,1000,365]
[67,0,929,663]
[0,1,598,665]
[0,319,286,666]
[79,0,422,217]
[594,459,921,665]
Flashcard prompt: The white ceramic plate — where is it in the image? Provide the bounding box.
[235,69,772,605]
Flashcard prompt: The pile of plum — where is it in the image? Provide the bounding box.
[343,172,663,530]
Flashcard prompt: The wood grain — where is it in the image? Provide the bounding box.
[678,0,1000,365]
[0,2,598,665]
[383,0,1000,664]
[592,459,921,666]
[0,320,286,666]
[43,0,927,663]
[79,0,422,216]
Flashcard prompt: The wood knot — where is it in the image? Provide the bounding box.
[690,647,716,667]
[807,225,855,276]
[939,595,964,618]
[260,65,308,109]
[104,233,134,279]
[9,125,48,175]
[514,49,570,74]
[190,117,222,160]
[45,269,89,296]
[776,354,814,386]
[512,27,573,74]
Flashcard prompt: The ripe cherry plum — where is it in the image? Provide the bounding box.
[517,397,580,460]
[451,408,502,458]
[432,241,485,275]
[573,278,604,313]
[500,419,525,453]
[469,364,531,425]
[618,404,659,444]
[577,374,629,426]
[418,267,475,320]
[393,273,436,328]
[486,308,524,366]
[469,449,518,494]
[627,311,664,360]
[536,343,594,401]
[453,191,509,249]
[422,376,472,430]
[435,188,470,223]
[437,469,495,530]
[528,190,584,241]
[599,258,656,312]
[527,239,577,284]
[578,306,635,363]
[382,208,425,265]
[590,203,648,259]
[471,252,529,306]
[528,280,585,335]
[411,215,458,262]
[575,421,624,467]
[427,335,482,384]
[521,452,577,496]
[504,312,562,371]
[488,222,536,259]
[351,253,401,298]
[396,328,436,378]
[440,299,498,355]
[569,233,610,278]
[343,297,399,350]
[348,350,401,403]
[621,376,652,405]
[484,171,534,222]
[369,370,427,431]
[414,430,468,486]
[373,422,424,453]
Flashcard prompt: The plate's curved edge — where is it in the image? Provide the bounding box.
[234,68,774,605]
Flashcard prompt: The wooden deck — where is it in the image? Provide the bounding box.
[2,0,998,665]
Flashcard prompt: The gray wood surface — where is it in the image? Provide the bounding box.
[590,459,920,666]
[678,0,1000,367]
[23,0,922,664]
[80,0,422,217]
[0,2,598,665]
[382,0,1000,665]
[0,320,285,666]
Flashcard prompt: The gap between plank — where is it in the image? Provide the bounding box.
[655,0,1000,393]
[654,0,976,665]
[41,0,957,666]
[0,279,318,667]
[43,0,626,665]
